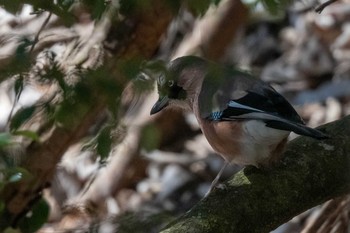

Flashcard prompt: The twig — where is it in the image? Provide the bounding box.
[29,12,52,53]
[315,0,338,13]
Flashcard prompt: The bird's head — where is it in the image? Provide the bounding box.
[150,56,207,115]
[150,68,187,115]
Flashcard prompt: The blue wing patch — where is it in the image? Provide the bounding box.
[208,100,261,121]
[209,111,223,121]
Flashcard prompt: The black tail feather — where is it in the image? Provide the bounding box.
[265,120,329,139]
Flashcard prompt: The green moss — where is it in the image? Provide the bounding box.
[162,116,350,233]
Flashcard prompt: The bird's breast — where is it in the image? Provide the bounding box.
[198,119,290,167]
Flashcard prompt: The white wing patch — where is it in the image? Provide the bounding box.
[243,120,290,144]
[228,100,264,113]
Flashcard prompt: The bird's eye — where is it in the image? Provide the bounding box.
[168,80,174,87]
[158,75,165,86]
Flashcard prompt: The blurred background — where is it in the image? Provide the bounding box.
[0,0,349,232]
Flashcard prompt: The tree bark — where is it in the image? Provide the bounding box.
[172,0,248,60]
[0,0,174,228]
[162,115,350,233]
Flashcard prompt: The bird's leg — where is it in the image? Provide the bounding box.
[204,160,229,197]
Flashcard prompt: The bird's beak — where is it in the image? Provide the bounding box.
[150,96,169,115]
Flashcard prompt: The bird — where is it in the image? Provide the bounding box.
[150,56,328,190]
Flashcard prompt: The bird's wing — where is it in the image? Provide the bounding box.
[198,69,328,139]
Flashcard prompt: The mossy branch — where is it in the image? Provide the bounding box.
[162,116,350,233]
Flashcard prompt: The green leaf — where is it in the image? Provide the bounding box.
[18,198,49,233]
[119,0,152,15]
[83,0,108,19]
[142,59,167,71]
[53,81,92,128]
[8,173,23,183]
[259,0,290,15]
[3,227,21,233]
[140,124,160,152]
[0,133,12,148]
[118,58,144,81]
[96,125,113,160]
[10,106,37,131]
[15,38,32,63]
[57,0,75,11]
[40,63,66,92]
[0,2,24,14]
[14,76,24,101]
[185,0,213,16]
[260,0,278,14]
[87,67,122,102]
[0,38,32,80]
[13,130,40,141]
[5,167,32,183]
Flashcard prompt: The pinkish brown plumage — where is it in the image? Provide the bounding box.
[151,56,328,167]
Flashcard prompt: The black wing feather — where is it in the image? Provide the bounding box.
[199,67,328,139]
[212,90,328,139]
[219,90,303,123]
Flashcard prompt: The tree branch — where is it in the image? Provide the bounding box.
[315,0,338,13]
[0,0,174,228]
[162,116,350,233]
[172,0,248,60]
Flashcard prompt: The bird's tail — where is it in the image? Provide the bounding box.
[265,120,329,139]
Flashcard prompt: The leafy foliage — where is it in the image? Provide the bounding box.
[0,133,12,148]
[2,167,32,184]
[12,131,40,142]
[185,0,220,15]
[56,0,75,12]
[0,38,32,82]
[260,0,289,14]
[119,0,220,16]
[140,124,161,152]
[0,0,297,231]
[96,125,114,161]
[83,0,109,19]
[10,106,37,131]
[246,0,292,15]
[53,80,94,128]
[0,0,75,24]
[119,0,154,15]
[17,198,50,233]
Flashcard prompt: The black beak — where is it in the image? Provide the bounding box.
[150,96,169,115]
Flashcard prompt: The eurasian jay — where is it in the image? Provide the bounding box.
[150,56,328,170]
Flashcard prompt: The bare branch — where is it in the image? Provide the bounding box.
[315,0,338,13]
[172,0,248,60]
[30,12,52,53]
